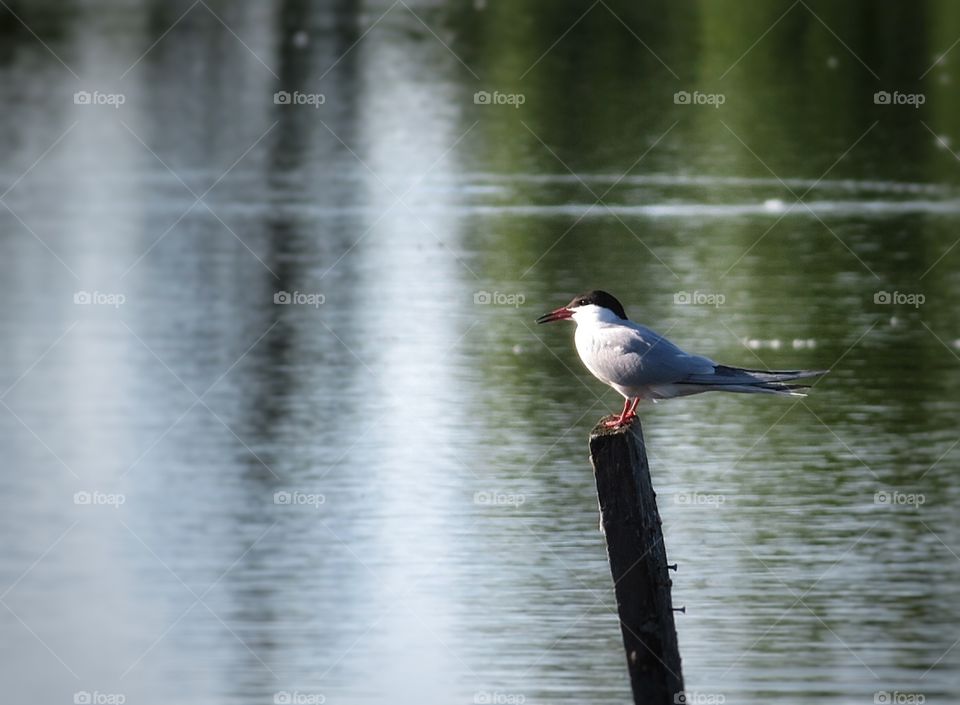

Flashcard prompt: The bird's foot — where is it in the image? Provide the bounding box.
[602,411,636,428]
[602,397,640,428]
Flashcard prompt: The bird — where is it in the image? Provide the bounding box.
[536,290,826,428]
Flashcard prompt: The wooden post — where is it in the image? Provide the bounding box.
[589,418,684,705]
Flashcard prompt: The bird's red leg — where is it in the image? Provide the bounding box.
[618,397,640,424]
[603,398,635,428]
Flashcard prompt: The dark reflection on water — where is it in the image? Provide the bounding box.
[1,1,958,703]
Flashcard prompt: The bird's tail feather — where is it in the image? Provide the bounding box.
[678,365,827,397]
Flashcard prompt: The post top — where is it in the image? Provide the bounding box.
[589,416,642,439]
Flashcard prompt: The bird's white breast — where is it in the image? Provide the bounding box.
[574,322,625,385]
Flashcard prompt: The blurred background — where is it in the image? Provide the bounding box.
[1,0,959,703]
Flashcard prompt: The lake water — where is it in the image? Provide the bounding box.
[1,1,959,703]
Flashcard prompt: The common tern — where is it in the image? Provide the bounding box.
[537,290,826,428]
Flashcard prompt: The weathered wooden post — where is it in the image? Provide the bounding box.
[589,417,684,705]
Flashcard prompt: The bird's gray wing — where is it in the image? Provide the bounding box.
[588,323,716,388]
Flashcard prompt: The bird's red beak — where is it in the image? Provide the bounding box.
[536,306,574,324]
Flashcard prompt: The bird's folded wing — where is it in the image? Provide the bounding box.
[594,324,716,387]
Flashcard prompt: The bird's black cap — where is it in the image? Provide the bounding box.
[568,290,628,319]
